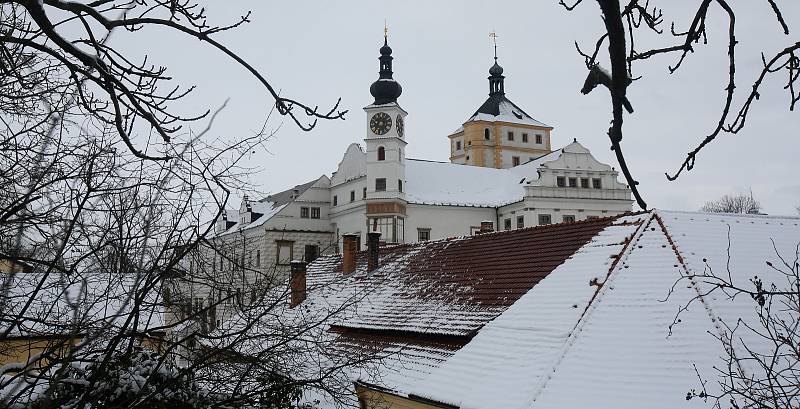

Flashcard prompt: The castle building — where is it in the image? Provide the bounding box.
[181,37,633,325]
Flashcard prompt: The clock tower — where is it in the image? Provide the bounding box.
[364,35,408,243]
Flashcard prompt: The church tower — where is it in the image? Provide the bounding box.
[448,47,553,169]
[364,34,408,244]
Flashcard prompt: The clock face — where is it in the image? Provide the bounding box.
[370,112,392,135]
[396,114,404,137]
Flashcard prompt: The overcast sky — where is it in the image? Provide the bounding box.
[114,1,800,215]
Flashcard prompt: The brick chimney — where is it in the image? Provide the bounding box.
[342,234,358,274]
[289,260,307,308]
[367,231,381,272]
[479,220,494,234]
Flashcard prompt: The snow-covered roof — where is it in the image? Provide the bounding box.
[211,178,321,237]
[409,210,800,409]
[452,97,551,134]
[206,216,617,404]
[1,269,165,339]
[405,159,528,207]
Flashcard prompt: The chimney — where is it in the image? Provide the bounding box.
[479,220,494,234]
[289,260,307,308]
[367,231,381,272]
[342,234,358,274]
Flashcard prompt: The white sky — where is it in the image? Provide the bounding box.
[113,1,800,215]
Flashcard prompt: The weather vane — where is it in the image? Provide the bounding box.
[489,30,499,60]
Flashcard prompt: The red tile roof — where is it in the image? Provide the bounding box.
[308,216,617,337]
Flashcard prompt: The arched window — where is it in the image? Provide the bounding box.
[377,146,385,161]
[484,128,490,140]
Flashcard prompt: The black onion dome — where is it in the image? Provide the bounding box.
[489,60,504,76]
[380,41,392,56]
[370,37,402,105]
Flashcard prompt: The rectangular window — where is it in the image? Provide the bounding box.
[456,140,462,150]
[556,176,566,187]
[417,228,430,242]
[504,218,512,230]
[568,177,578,187]
[304,245,319,263]
[538,214,552,225]
[362,187,367,199]
[398,179,403,192]
[375,178,386,192]
[507,131,514,141]
[255,250,261,267]
[333,195,338,206]
[563,215,576,223]
[276,241,293,265]
[535,134,543,144]
[522,133,528,143]
[512,156,520,166]
[592,178,602,189]
[586,216,600,220]
[300,207,309,218]
[350,190,355,202]
[371,217,401,243]
[516,215,524,228]
[310,207,320,219]
[580,178,590,188]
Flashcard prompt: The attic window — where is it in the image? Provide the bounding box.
[512,110,523,120]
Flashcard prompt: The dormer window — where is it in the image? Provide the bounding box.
[378,146,385,161]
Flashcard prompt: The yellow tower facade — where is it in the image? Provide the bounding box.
[448,57,553,169]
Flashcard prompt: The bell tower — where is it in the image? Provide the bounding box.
[364,31,407,244]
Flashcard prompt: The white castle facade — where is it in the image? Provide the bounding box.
[191,38,633,318]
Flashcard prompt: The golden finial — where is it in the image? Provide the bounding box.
[384,19,388,40]
[489,30,499,60]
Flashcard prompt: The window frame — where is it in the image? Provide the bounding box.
[512,156,520,166]
[375,178,387,192]
[538,214,552,225]
[300,207,309,218]
[310,207,320,219]
[304,244,319,263]
[516,215,524,228]
[350,190,355,202]
[504,218,512,230]
[377,146,386,161]
[592,178,602,189]
[568,177,578,188]
[535,134,543,144]
[563,215,576,223]
[580,178,590,188]
[507,131,514,141]
[417,228,431,242]
[275,240,294,266]
[398,179,403,193]
[556,176,566,187]
[333,195,337,206]
[522,133,529,143]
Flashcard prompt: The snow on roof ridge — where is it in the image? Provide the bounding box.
[654,208,800,220]
[525,211,655,405]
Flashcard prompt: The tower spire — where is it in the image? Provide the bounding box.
[487,31,505,96]
[489,30,499,61]
[369,28,402,105]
